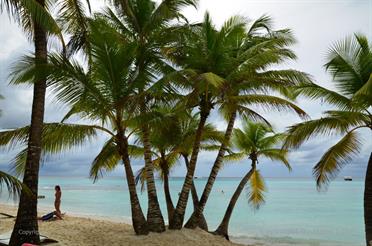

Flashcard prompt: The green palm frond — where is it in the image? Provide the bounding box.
[313,131,362,190]
[1,0,65,45]
[237,106,271,127]
[294,81,353,110]
[0,170,31,198]
[258,148,291,171]
[0,123,98,151]
[283,114,365,149]
[0,126,30,150]
[90,138,121,182]
[128,144,145,158]
[353,73,372,104]
[224,152,246,162]
[325,34,372,97]
[233,94,309,120]
[1,123,98,176]
[57,0,91,56]
[134,166,146,193]
[247,169,266,210]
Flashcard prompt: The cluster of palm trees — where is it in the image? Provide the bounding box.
[0,0,371,246]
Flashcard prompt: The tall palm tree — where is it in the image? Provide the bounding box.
[184,15,311,229]
[167,13,308,229]
[100,0,198,231]
[0,0,68,244]
[214,121,291,240]
[283,34,372,245]
[4,17,153,235]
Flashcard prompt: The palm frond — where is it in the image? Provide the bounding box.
[90,138,121,182]
[224,152,246,162]
[325,34,370,97]
[0,170,27,198]
[313,131,362,190]
[294,81,353,110]
[283,114,366,149]
[247,169,266,210]
[233,94,308,120]
[259,148,291,171]
[134,166,146,193]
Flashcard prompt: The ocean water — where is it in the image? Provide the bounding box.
[1,177,364,246]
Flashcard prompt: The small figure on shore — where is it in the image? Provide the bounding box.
[54,185,63,220]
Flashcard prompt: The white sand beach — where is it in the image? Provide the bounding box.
[0,204,243,246]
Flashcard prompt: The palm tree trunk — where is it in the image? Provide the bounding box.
[185,111,237,229]
[162,167,175,222]
[169,108,210,230]
[9,4,47,244]
[117,134,148,235]
[214,164,256,240]
[142,123,165,232]
[364,152,372,246]
[182,154,208,231]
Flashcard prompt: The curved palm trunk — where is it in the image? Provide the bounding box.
[364,152,372,246]
[163,171,175,221]
[117,135,149,235]
[161,159,175,222]
[185,111,237,229]
[142,124,165,232]
[214,163,256,240]
[182,154,208,231]
[9,6,47,245]
[169,108,210,229]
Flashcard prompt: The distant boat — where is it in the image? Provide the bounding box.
[344,176,352,181]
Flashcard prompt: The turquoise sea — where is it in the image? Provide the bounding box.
[1,177,364,246]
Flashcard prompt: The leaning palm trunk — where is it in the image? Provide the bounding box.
[169,108,210,229]
[182,154,208,230]
[185,111,237,229]
[161,160,175,221]
[117,134,149,235]
[365,152,372,246]
[214,163,256,240]
[142,123,166,232]
[9,6,47,245]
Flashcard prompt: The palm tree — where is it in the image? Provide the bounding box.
[100,0,198,231]
[167,13,309,229]
[4,17,153,234]
[0,0,70,244]
[283,34,372,245]
[184,15,311,229]
[214,121,291,240]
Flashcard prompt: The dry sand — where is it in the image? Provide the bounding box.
[0,204,244,246]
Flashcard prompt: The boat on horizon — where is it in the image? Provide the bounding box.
[344,176,353,181]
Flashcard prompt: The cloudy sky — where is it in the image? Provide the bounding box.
[0,0,371,179]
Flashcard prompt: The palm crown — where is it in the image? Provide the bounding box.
[284,34,372,189]
[226,121,290,208]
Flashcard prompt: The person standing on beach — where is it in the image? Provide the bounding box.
[54,185,63,219]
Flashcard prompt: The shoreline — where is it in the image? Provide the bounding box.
[0,203,246,246]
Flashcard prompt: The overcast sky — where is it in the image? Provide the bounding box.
[0,0,371,180]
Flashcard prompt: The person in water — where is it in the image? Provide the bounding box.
[54,185,63,219]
